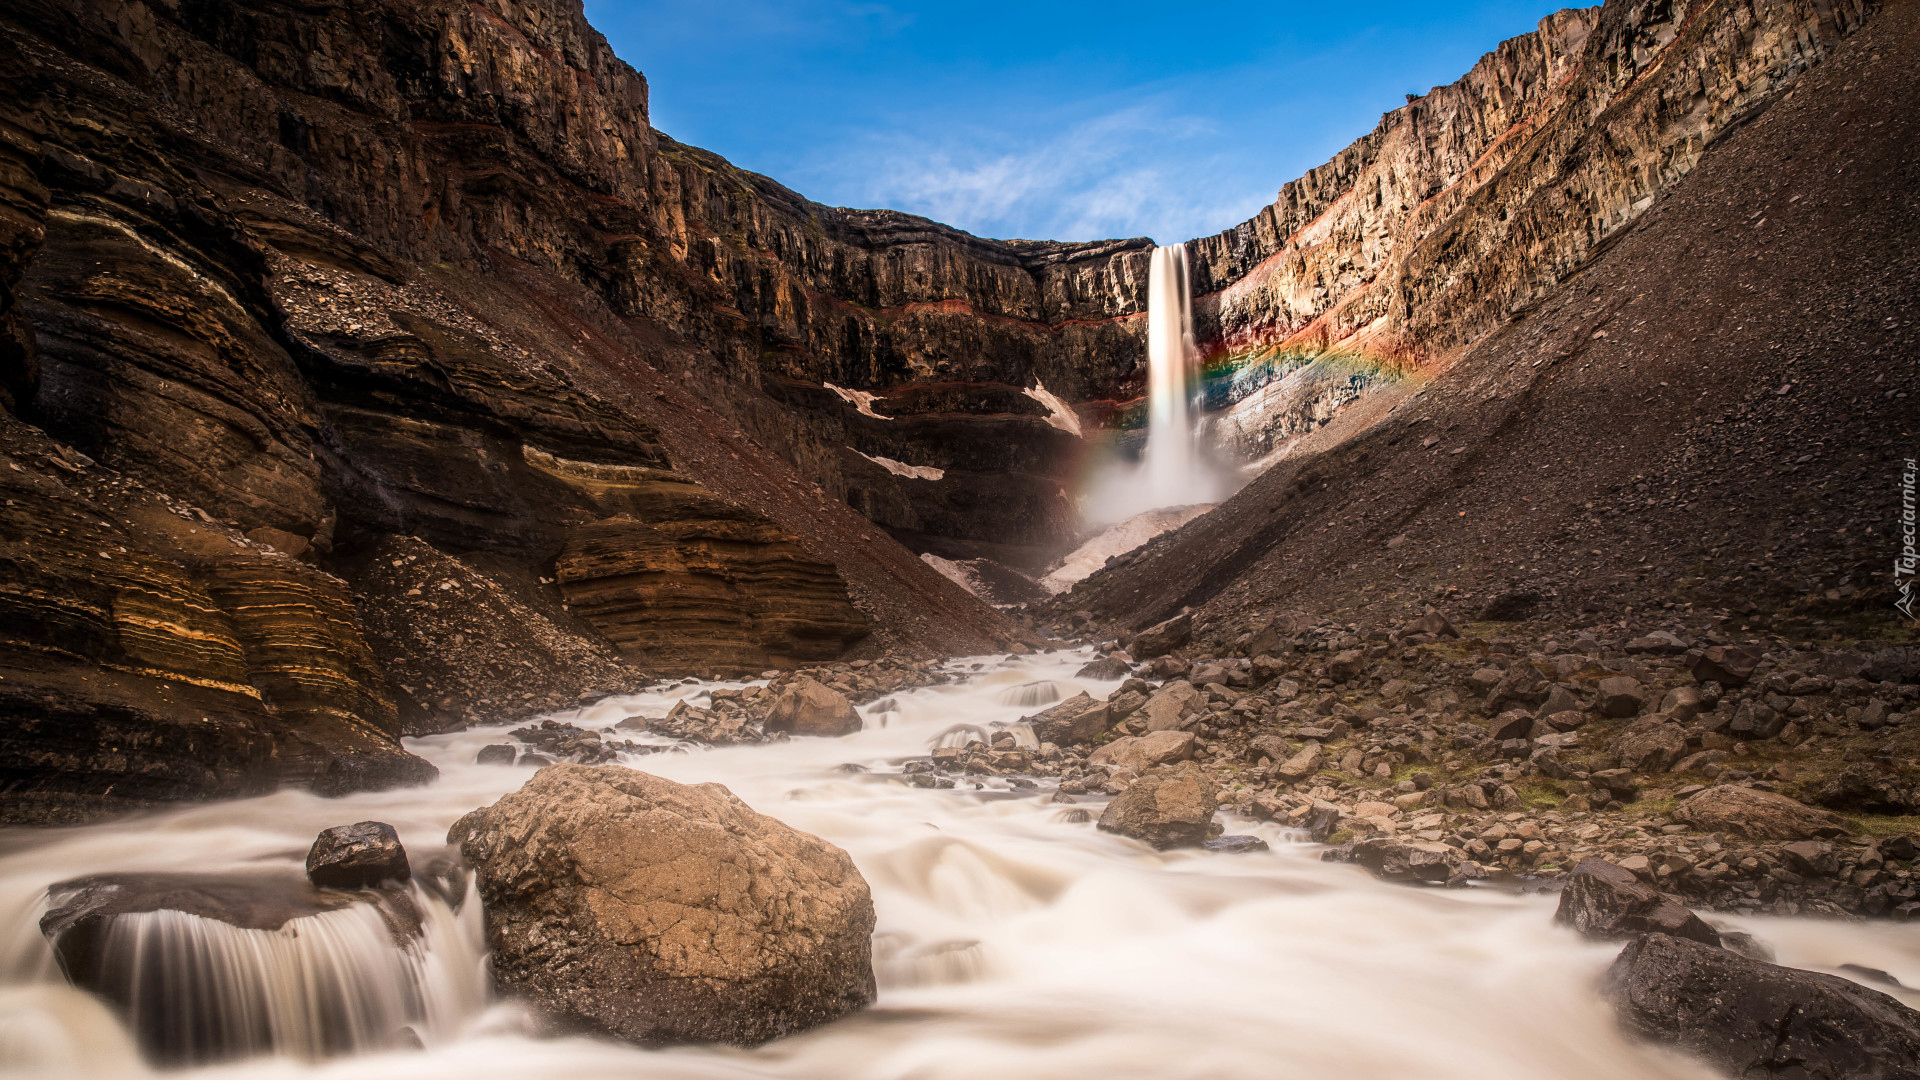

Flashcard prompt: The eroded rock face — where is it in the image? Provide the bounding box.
[0,0,1029,820]
[1605,933,1920,1080]
[449,765,876,1046]
[555,509,869,674]
[1096,762,1218,849]
[346,537,650,734]
[1184,0,1870,363]
[0,420,435,824]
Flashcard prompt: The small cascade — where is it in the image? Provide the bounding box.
[28,880,488,1067]
[995,681,1062,708]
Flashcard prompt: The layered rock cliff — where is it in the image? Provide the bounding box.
[1186,0,1875,364]
[0,0,1057,820]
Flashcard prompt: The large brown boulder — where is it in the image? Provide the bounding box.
[1610,718,1688,773]
[1674,785,1851,841]
[1606,933,1920,1080]
[1088,730,1195,771]
[449,765,876,1046]
[1553,857,1719,945]
[1097,762,1217,848]
[1028,692,1110,745]
[764,677,863,737]
[1129,611,1192,658]
[1139,681,1205,732]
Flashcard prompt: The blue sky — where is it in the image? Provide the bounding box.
[583,1,1574,245]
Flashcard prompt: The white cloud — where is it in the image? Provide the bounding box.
[819,102,1274,244]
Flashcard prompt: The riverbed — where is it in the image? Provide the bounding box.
[3,648,1915,1079]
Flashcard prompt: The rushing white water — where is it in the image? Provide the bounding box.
[2,649,1917,1079]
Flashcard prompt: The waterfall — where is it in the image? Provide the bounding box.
[1079,244,1234,528]
[22,881,488,1067]
[1143,244,1199,509]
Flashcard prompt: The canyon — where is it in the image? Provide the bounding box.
[0,0,1905,827]
[0,0,1917,1074]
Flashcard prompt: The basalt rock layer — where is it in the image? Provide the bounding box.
[1187,0,1878,456]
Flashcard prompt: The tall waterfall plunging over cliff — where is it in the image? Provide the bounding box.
[1078,245,1234,531]
[1143,246,1200,510]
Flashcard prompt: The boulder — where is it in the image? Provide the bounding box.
[476,743,518,765]
[1139,681,1205,732]
[764,677,862,738]
[1245,733,1292,764]
[1096,762,1217,849]
[1535,683,1581,719]
[1659,685,1704,722]
[1088,730,1196,771]
[1327,649,1367,682]
[1273,743,1325,784]
[1610,718,1687,773]
[1350,837,1464,883]
[1029,692,1110,746]
[1204,835,1270,854]
[1596,677,1645,718]
[1728,700,1787,740]
[1485,663,1548,714]
[1688,645,1763,687]
[1392,607,1459,642]
[1553,857,1720,946]
[306,821,411,889]
[1488,710,1534,742]
[1074,656,1131,680]
[1673,785,1851,841]
[1779,840,1839,877]
[1606,933,1920,1080]
[1625,631,1689,654]
[1130,612,1192,658]
[646,701,763,746]
[449,765,875,1046]
[1864,647,1920,684]
[1464,667,1505,697]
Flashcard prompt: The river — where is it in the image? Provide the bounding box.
[3,648,1915,1079]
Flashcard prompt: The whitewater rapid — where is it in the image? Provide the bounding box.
[3,648,1916,1079]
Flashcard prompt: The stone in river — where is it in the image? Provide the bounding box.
[1096,762,1218,849]
[764,676,863,737]
[1605,932,1920,1080]
[450,764,875,1046]
[1553,856,1719,946]
[306,821,411,889]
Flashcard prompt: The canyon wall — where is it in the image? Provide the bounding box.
[1187,0,1876,364]
[0,0,1056,820]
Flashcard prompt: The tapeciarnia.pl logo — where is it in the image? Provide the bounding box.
[1899,457,1918,620]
